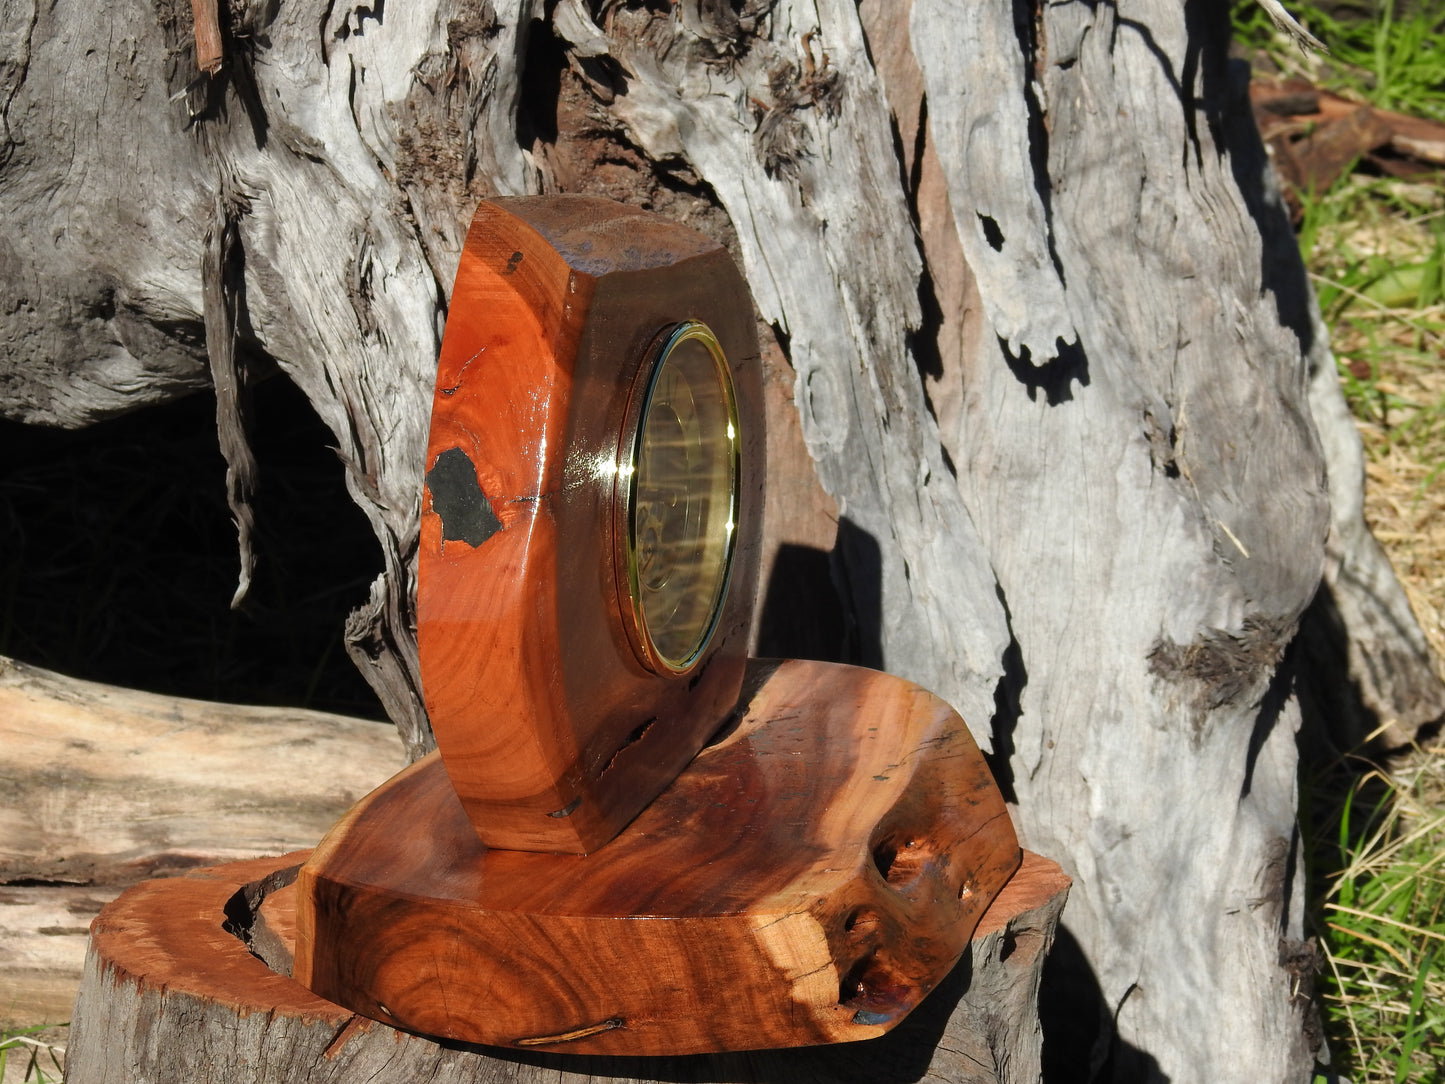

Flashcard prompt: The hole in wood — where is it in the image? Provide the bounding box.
[999,930,1016,962]
[977,213,1005,252]
[837,953,910,1025]
[837,953,876,1005]
[871,835,928,892]
[872,840,896,881]
[843,907,880,937]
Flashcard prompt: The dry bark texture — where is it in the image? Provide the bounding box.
[546,0,1012,729]
[2,0,1440,1079]
[0,0,542,755]
[1224,98,1445,751]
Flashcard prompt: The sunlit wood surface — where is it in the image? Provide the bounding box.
[419,197,764,854]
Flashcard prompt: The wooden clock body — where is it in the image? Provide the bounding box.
[418,197,764,854]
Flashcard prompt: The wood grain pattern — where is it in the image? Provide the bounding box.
[419,197,765,853]
[295,658,1020,1055]
[189,0,222,74]
[66,849,1065,1083]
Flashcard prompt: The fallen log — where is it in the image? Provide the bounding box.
[0,657,402,1026]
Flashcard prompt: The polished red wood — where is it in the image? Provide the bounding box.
[418,197,765,853]
[295,659,1022,1055]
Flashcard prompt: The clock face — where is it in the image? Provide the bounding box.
[620,322,740,673]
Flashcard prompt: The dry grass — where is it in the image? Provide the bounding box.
[1311,740,1445,1082]
[1342,318,1445,666]
[1302,165,1445,1084]
[1311,178,1445,667]
[0,1025,65,1084]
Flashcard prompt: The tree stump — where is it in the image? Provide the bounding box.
[65,851,1069,1083]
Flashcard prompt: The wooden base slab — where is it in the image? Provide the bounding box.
[295,659,1021,1055]
[67,850,1069,1083]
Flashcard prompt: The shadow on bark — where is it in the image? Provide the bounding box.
[754,520,884,672]
[1296,581,1445,760]
[985,584,1024,805]
[1218,54,1318,359]
[999,337,1091,406]
[754,543,848,663]
[833,518,886,671]
[1039,925,1169,1083]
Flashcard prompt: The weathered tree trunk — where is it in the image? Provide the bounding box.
[2,0,1441,1080]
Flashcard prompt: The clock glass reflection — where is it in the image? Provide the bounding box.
[629,322,739,671]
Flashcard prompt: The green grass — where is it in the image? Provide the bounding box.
[1235,0,1445,122]
[1300,121,1445,1084]
[1300,173,1445,490]
[1306,754,1445,1083]
[0,1024,65,1083]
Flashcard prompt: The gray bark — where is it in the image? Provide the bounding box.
[0,0,537,756]
[916,6,1324,1077]
[1222,97,1445,752]
[552,0,1009,727]
[3,0,1439,1079]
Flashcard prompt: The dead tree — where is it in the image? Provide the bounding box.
[2,0,1441,1079]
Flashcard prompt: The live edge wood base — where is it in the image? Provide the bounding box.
[67,850,1069,1084]
[296,659,1020,1054]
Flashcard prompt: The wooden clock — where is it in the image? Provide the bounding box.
[293,197,1022,1056]
[412,197,764,854]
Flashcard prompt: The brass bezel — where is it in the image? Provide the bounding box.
[615,321,741,675]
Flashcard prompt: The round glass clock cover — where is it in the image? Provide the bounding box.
[622,321,740,672]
